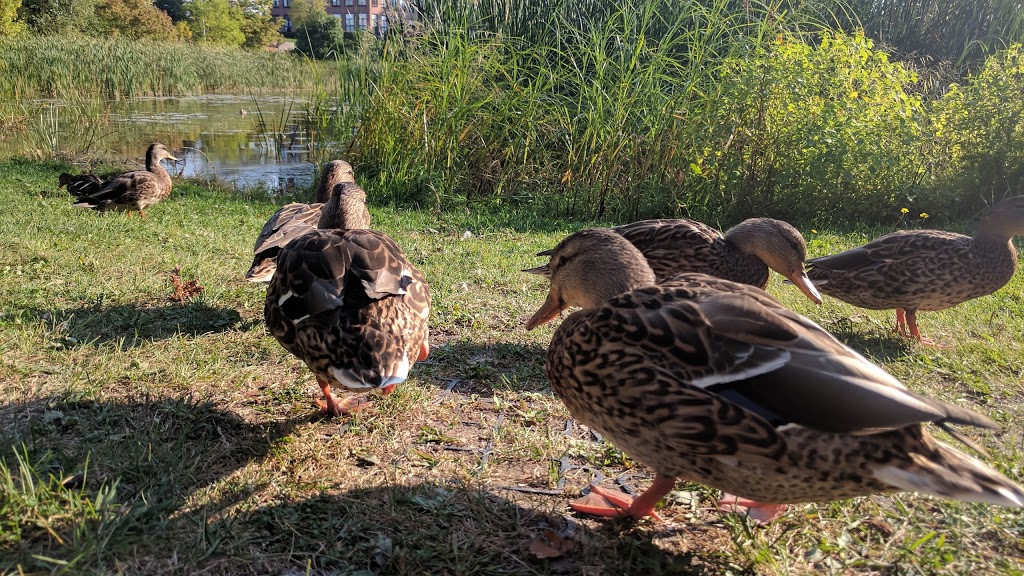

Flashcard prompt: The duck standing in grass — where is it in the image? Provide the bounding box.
[264,182,430,417]
[246,160,368,282]
[805,196,1024,344]
[72,143,177,218]
[525,228,1024,521]
[528,218,821,304]
[58,172,105,200]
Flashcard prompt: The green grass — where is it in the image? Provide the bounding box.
[1,158,1023,574]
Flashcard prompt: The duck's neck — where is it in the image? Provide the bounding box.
[146,156,172,190]
[319,195,369,229]
[973,215,1018,256]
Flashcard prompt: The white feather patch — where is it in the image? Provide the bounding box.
[329,367,374,390]
[382,352,411,387]
[277,290,295,306]
[688,350,792,389]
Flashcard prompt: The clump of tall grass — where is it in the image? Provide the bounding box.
[0,35,336,100]
[326,0,1020,225]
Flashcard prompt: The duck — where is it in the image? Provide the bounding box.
[58,172,105,200]
[805,196,1024,344]
[525,228,1024,521]
[72,143,177,218]
[263,210,430,416]
[527,218,821,304]
[246,160,370,282]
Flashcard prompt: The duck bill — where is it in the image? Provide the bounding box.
[788,270,822,304]
[525,292,566,330]
[522,263,551,276]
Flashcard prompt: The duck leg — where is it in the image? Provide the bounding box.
[314,376,370,416]
[895,308,910,338]
[570,476,675,521]
[717,493,789,523]
[905,310,942,348]
[418,340,430,361]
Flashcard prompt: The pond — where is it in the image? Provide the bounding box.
[4,93,326,192]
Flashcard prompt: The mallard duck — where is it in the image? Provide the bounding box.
[806,196,1024,344]
[246,160,370,282]
[264,227,431,416]
[527,218,821,304]
[58,172,104,200]
[525,228,1023,521]
[72,143,177,218]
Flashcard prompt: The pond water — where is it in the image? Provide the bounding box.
[7,93,325,191]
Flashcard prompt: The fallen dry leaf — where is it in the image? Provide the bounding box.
[529,529,575,559]
[169,265,205,303]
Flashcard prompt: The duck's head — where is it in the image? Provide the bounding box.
[980,195,1024,238]
[319,181,371,229]
[58,173,72,188]
[314,160,356,203]
[525,228,656,330]
[725,218,821,304]
[147,143,178,164]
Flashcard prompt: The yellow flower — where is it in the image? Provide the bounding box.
[920,212,929,219]
[811,229,818,234]
[900,207,909,214]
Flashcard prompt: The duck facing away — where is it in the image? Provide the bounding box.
[245,160,369,282]
[72,143,177,218]
[525,228,1023,521]
[527,218,821,304]
[264,228,431,416]
[58,172,105,200]
[806,196,1024,344]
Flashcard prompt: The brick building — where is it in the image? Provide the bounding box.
[271,0,417,36]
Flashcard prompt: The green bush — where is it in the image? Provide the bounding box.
[294,13,344,60]
[694,32,926,224]
[928,44,1024,215]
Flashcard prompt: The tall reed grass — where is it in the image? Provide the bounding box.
[0,36,333,100]
[316,0,1021,225]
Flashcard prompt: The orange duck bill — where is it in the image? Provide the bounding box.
[525,292,567,330]
[788,270,822,304]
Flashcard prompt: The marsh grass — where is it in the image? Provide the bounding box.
[1,159,1023,573]
[0,36,334,100]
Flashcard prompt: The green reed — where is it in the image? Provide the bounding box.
[0,35,333,100]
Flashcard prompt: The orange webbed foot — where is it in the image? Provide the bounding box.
[314,395,371,416]
[570,476,676,521]
[417,341,430,362]
[717,493,788,524]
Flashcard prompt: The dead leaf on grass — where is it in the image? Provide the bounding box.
[529,529,575,559]
[169,265,204,303]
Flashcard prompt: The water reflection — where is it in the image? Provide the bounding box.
[8,94,324,191]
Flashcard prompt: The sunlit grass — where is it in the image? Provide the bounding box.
[1,159,1023,574]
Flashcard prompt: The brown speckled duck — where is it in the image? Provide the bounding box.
[806,196,1024,344]
[528,218,821,304]
[264,222,430,416]
[246,160,370,282]
[72,143,177,218]
[525,228,1023,521]
[58,172,105,200]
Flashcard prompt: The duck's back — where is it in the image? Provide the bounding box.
[246,203,325,282]
[614,219,768,287]
[806,229,1016,311]
[265,229,430,390]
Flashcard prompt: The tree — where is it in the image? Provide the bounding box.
[0,0,25,36]
[96,0,177,40]
[288,0,325,30]
[295,12,342,59]
[187,0,244,46]
[19,0,99,35]
[235,0,280,49]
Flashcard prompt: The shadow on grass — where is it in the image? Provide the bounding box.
[817,315,914,362]
[26,300,250,348]
[0,394,303,574]
[418,338,550,396]
[204,483,716,575]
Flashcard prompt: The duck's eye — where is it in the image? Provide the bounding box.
[558,255,569,268]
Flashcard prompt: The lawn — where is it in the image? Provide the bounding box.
[1,159,1023,575]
